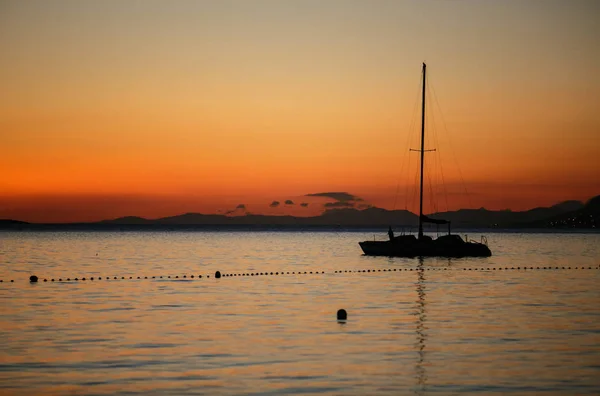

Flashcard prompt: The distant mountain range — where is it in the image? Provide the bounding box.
[0,196,597,230]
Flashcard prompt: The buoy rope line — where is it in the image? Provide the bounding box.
[2,266,599,284]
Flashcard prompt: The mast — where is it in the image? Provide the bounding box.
[418,63,426,240]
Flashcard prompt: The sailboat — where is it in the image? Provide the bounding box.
[359,63,492,258]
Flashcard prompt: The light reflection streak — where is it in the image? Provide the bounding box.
[414,257,428,395]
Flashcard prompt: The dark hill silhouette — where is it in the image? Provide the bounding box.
[1,197,597,230]
[551,200,585,212]
[100,216,152,224]
[317,207,416,226]
[134,208,417,227]
[521,195,599,229]
[428,200,586,228]
[0,219,29,225]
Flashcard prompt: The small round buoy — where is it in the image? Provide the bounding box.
[337,309,347,321]
[215,271,221,279]
[30,275,38,283]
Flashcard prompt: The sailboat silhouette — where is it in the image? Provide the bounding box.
[359,64,492,258]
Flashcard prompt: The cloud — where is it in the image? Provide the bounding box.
[269,201,280,207]
[306,191,368,210]
[300,203,309,207]
[225,203,247,215]
[284,200,294,205]
[324,201,354,208]
[305,192,361,202]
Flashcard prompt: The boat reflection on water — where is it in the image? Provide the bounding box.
[414,257,428,395]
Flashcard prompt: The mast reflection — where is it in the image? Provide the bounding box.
[414,257,427,395]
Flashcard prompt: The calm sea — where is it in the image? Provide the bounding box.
[1,231,599,395]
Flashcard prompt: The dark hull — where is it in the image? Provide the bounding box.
[359,239,492,258]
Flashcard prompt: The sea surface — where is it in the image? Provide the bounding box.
[0,231,599,395]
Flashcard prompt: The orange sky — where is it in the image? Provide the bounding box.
[1,1,599,222]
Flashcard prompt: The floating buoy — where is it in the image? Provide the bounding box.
[337,309,347,321]
[215,271,221,279]
[29,275,38,283]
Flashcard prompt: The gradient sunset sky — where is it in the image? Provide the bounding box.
[1,0,599,222]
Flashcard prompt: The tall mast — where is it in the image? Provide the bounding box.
[418,63,426,240]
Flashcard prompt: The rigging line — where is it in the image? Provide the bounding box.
[426,78,440,210]
[410,152,421,223]
[429,80,473,209]
[403,146,412,211]
[394,74,422,211]
[424,92,437,215]
[396,71,424,211]
[423,80,437,216]
[426,79,450,213]
[426,157,437,214]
